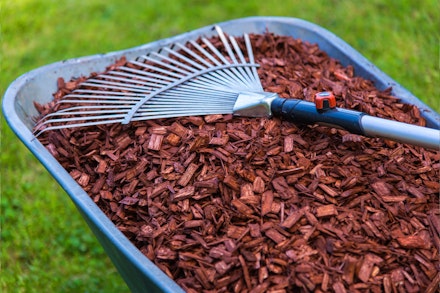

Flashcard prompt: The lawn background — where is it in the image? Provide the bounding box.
[1,0,439,292]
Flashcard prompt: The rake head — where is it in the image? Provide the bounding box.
[34,26,264,136]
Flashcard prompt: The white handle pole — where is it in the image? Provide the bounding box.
[361,115,440,150]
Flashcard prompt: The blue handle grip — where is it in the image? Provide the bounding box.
[271,97,366,134]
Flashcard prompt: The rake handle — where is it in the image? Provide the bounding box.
[271,97,440,150]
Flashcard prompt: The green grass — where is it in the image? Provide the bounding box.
[1,0,439,292]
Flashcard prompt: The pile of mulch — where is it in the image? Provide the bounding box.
[35,32,439,292]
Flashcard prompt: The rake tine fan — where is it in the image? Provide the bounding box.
[34,26,439,149]
[34,26,262,135]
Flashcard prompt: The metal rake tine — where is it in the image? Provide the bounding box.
[138,101,235,109]
[244,33,263,91]
[181,77,247,94]
[201,34,246,70]
[153,49,255,94]
[163,84,238,97]
[214,26,257,89]
[107,70,170,85]
[121,68,180,84]
[129,60,185,79]
[34,106,131,133]
[92,74,167,89]
[185,40,245,87]
[57,99,140,105]
[66,89,146,97]
[115,66,177,83]
[196,70,249,90]
[148,51,201,74]
[34,118,127,137]
[171,42,249,89]
[189,39,223,66]
[195,61,260,89]
[142,51,244,91]
[201,37,231,65]
[131,109,232,120]
[162,46,208,71]
[201,36,256,90]
[121,62,258,124]
[186,39,255,89]
[82,79,155,91]
[227,35,255,87]
[181,39,259,90]
[140,100,233,107]
[214,26,240,64]
[69,82,152,94]
[180,78,239,91]
[58,91,143,102]
[62,94,142,101]
[47,105,133,114]
[188,72,245,90]
[137,53,197,76]
[228,33,262,91]
[38,112,127,125]
[34,109,125,133]
[152,90,238,102]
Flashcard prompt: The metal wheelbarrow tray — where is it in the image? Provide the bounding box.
[3,17,439,293]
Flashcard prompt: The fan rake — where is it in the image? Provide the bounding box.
[34,26,439,149]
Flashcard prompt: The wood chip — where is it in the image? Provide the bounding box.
[315,204,338,217]
[177,163,199,187]
[261,190,273,216]
[265,228,287,243]
[172,186,195,201]
[148,134,164,150]
[281,207,307,229]
[358,253,383,282]
[396,235,431,249]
